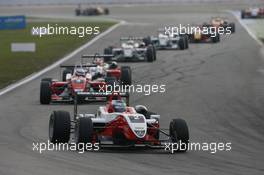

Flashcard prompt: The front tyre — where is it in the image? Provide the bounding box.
[184,35,189,49]
[40,80,52,104]
[121,66,132,85]
[75,117,93,145]
[49,111,71,143]
[104,47,113,62]
[178,37,185,50]
[169,118,189,152]
[146,45,154,62]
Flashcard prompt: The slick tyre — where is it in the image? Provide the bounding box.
[212,33,220,43]
[146,45,154,62]
[104,47,113,62]
[153,45,157,61]
[40,80,52,104]
[169,118,189,152]
[104,8,109,15]
[75,117,93,145]
[241,11,245,19]
[41,78,52,84]
[184,35,189,49]
[230,23,235,33]
[143,36,151,46]
[49,111,71,143]
[121,66,132,85]
[178,37,185,50]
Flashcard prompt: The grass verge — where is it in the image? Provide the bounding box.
[0,18,115,89]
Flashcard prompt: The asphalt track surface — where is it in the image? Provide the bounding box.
[0,3,264,175]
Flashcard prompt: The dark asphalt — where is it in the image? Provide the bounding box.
[0,3,264,175]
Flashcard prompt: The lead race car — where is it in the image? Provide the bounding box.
[143,29,189,50]
[40,55,132,104]
[75,4,109,16]
[49,92,189,151]
[104,37,156,62]
[61,54,132,85]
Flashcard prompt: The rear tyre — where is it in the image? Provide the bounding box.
[62,69,72,81]
[152,46,157,61]
[241,11,245,19]
[104,8,109,15]
[49,111,71,143]
[178,37,185,50]
[184,35,189,49]
[229,23,235,33]
[75,9,81,16]
[104,47,113,62]
[212,33,220,43]
[41,78,52,84]
[146,45,154,62]
[121,66,132,85]
[40,80,52,104]
[75,117,93,145]
[143,36,151,46]
[169,118,189,152]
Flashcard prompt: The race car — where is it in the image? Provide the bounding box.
[104,37,156,62]
[40,65,113,104]
[75,4,109,16]
[40,53,132,105]
[143,29,189,50]
[207,17,235,33]
[241,7,264,19]
[48,92,189,152]
[61,54,132,86]
[188,25,220,43]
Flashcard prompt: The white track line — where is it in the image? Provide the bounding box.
[0,20,125,96]
[229,10,263,47]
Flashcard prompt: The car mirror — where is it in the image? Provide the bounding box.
[150,114,160,120]
[66,73,72,80]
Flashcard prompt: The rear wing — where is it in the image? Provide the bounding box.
[73,91,129,120]
[120,37,144,41]
[81,54,113,58]
[81,54,113,64]
[60,54,113,69]
[60,64,98,69]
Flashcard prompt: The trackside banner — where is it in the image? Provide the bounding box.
[0,15,26,30]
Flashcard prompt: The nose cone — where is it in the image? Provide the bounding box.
[126,115,147,138]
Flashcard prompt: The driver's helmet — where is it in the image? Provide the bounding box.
[89,67,97,76]
[112,100,126,112]
[109,61,118,69]
[135,105,148,115]
[75,68,86,77]
[93,57,104,66]
[139,41,145,48]
[127,40,134,46]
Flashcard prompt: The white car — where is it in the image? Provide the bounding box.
[104,37,156,62]
[144,30,188,50]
